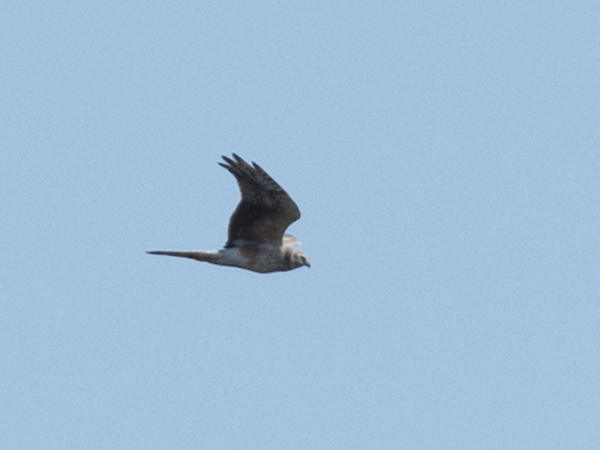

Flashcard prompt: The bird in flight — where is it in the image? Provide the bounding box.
[147,154,310,273]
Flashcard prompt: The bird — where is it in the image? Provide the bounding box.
[147,154,310,273]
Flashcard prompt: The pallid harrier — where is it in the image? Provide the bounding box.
[147,154,310,273]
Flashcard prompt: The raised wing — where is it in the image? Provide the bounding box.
[219,154,301,248]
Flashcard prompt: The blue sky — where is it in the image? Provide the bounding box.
[2,1,599,448]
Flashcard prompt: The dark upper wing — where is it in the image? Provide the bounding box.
[218,154,301,248]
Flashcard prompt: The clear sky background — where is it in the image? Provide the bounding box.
[2,1,599,448]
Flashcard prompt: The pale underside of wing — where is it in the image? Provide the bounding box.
[282,234,301,247]
[219,154,301,248]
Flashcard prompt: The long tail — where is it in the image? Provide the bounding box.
[146,250,218,263]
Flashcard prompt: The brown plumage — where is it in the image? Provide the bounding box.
[219,154,301,248]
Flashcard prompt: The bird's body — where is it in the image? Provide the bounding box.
[148,241,301,273]
[147,154,310,273]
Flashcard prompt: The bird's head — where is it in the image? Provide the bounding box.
[287,249,311,270]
